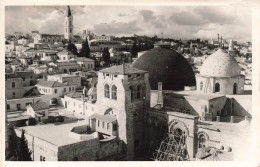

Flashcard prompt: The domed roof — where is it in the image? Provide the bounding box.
[132,47,196,90]
[200,49,241,77]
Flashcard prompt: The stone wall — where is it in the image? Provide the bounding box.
[58,138,99,161]
[168,113,198,159]
[98,138,123,160]
[15,129,59,161]
[196,75,244,95]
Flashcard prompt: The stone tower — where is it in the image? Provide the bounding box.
[64,5,73,41]
[96,64,150,160]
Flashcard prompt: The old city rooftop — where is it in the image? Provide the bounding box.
[100,64,148,75]
[36,81,75,88]
[29,102,50,111]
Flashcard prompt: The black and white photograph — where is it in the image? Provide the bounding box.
[1,1,259,166]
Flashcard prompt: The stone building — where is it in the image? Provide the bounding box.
[47,74,81,89]
[13,46,251,161]
[196,49,244,95]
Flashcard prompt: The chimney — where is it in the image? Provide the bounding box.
[157,82,163,109]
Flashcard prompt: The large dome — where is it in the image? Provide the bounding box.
[132,47,196,90]
[200,49,241,77]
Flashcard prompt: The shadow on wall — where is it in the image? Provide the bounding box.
[223,98,252,118]
[163,93,201,117]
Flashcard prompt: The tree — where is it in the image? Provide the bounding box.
[79,37,90,58]
[130,42,138,62]
[5,123,18,161]
[102,48,110,64]
[67,41,78,56]
[16,129,32,161]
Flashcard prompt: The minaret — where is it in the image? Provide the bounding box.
[64,5,73,41]
[229,40,234,51]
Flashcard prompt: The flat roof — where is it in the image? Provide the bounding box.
[16,119,94,147]
[7,115,30,122]
[88,113,117,123]
[100,64,148,75]
[163,90,226,100]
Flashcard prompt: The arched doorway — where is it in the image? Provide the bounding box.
[173,128,184,143]
[51,98,58,105]
[215,83,220,92]
[198,134,206,149]
[233,83,237,94]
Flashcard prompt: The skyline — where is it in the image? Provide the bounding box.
[5,6,252,42]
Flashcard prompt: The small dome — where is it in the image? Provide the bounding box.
[200,49,241,77]
[87,87,97,96]
[132,47,196,90]
[109,48,114,53]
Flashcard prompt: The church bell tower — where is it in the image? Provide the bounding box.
[64,5,73,41]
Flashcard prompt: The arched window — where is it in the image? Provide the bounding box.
[104,84,110,98]
[129,86,134,101]
[215,83,220,92]
[136,85,141,99]
[198,134,206,148]
[112,85,117,100]
[200,81,203,91]
[233,83,237,94]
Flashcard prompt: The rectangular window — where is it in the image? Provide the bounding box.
[107,123,110,130]
[72,87,75,91]
[17,104,21,110]
[69,87,71,92]
[12,82,15,88]
[102,122,105,128]
[113,124,117,131]
[12,92,15,96]
[64,88,66,92]
[55,89,57,93]
[98,120,100,127]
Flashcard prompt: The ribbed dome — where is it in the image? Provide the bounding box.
[132,47,196,90]
[200,49,241,77]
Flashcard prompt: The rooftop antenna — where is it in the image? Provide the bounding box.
[161,32,163,41]
[217,34,220,47]
[123,54,125,75]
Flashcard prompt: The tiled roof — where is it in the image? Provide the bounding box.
[36,81,66,88]
[88,113,117,123]
[100,64,148,75]
[29,102,49,111]
[66,92,82,98]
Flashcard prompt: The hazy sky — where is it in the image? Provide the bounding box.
[5,6,252,42]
